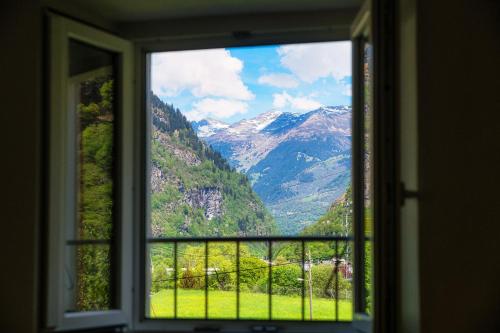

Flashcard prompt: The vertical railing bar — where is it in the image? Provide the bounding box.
[335,239,339,322]
[205,240,209,320]
[236,240,240,320]
[301,241,306,321]
[268,240,272,321]
[173,242,178,319]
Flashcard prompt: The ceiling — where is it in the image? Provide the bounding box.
[68,0,362,23]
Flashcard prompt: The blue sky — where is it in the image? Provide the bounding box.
[151,41,351,124]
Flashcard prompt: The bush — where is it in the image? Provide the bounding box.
[254,276,269,293]
[151,260,174,293]
[207,260,235,291]
[310,264,351,299]
[180,267,203,289]
[272,264,302,296]
[239,257,267,288]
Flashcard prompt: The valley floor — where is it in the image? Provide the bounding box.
[150,289,352,321]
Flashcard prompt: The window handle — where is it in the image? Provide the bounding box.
[400,182,419,206]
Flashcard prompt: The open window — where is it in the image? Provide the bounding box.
[136,7,374,333]
[45,1,386,332]
[45,14,134,331]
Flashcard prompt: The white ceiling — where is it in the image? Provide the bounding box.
[68,0,362,23]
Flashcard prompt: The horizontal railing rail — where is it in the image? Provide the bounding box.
[147,235,354,242]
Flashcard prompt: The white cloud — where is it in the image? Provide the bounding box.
[184,98,249,121]
[272,92,322,111]
[341,83,352,96]
[277,41,351,83]
[151,49,254,100]
[273,92,288,108]
[258,73,299,88]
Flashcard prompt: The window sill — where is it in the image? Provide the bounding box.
[132,321,359,333]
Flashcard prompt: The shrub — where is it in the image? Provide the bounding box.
[271,264,302,296]
[255,276,269,293]
[310,264,352,299]
[239,257,267,288]
[180,267,201,289]
[207,260,235,291]
[151,260,174,293]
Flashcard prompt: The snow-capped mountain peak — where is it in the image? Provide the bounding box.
[317,105,351,114]
[226,110,283,135]
[191,118,229,138]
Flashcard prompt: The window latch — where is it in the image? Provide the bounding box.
[400,182,419,206]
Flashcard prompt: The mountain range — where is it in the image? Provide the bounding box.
[192,106,352,234]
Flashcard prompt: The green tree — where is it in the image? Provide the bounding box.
[75,76,115,311]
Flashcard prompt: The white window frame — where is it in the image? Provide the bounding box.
[131,12,373,333]
[350,1,374,332]
[46,13,134,331]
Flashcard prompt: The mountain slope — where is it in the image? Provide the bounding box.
[150,95,276,237]
[301,184,352,236]
[197,106,352,234]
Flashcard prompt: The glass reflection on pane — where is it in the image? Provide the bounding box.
[64,244,112,312]
[65,39,117,312]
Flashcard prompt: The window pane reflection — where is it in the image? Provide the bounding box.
[64,40,117,312]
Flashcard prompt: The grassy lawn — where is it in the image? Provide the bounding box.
[150,289,352,321]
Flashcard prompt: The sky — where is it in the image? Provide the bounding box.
[151,41,352,124]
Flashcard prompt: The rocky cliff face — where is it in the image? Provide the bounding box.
[184,187,223,220]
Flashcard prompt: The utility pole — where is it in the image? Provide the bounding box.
[307,249,313,320]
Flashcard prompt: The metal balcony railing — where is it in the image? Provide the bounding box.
[146,236,353,322]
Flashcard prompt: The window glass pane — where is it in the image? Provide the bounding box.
[65,40,117,312]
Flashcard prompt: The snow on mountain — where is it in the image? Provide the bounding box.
[318,105,351,114]
[225,110,283,136]
[191,118,229,138]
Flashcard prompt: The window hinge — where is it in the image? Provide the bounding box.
[400,182,419,206]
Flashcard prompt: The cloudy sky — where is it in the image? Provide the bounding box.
[151,41,351,123]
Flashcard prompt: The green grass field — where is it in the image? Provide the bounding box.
[150,289,352,321]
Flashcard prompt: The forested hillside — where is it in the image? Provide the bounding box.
[301,184,352,236]
[150,94,277,237]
